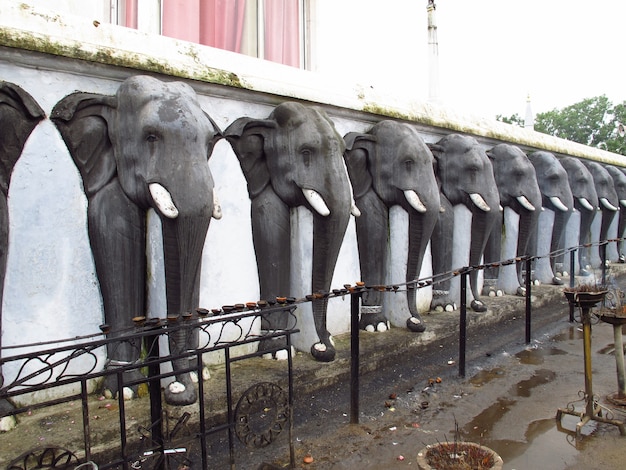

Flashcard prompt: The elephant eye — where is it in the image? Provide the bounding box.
[146,134,159,143]
[301,148,312,166]
[404,159,414,171]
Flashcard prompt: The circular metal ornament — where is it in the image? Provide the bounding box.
[234,382,289,448]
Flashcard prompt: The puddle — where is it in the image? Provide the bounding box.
[552,326,584,342]
[489,418,585,469]
[468,367,505,387]
[515,347,567,365]
[461,397,516,438]
[510,369,557,397]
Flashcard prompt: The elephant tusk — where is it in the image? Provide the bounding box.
[351,200,362,217]
[621,199,626,208]
[149,183,179,219]
[600,197,619,211]
[578,197,595,211]
[469,193,491,212]
[302,188,331,216]
[516,195,536,212]
[212,188,223,219]
[404,190,427,213]
[549,196,569,212]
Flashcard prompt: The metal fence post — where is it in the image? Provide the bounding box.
[350,290,361,424]
[459,269,468,378]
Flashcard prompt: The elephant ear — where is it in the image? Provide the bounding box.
[51,92,117,198]
[225,117,276,198]
[0,82,45,195]
[343,132,377,199]
[203,111,224,158]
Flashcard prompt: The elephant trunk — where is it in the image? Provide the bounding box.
[552,209,572,274]
[516,209,540,285]
[600,208,618,265]
[159,186,212,406]
[469,208,499,307]
[578,208,596,275]
[405,210,437,331]
[310,207,350,362]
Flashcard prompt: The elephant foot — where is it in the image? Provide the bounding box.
[165,373,197,406]
[359,306,389,332]
[0,398,17,432]
[516,286,526,297]
[470,299,488,312]
[579,268,591,277]
[619,254,625,263]
[552,276,564,285]
[258,336,293,360]
[101,364,145,400]
[406,315,426,333]
[189,365,211,382]
[311,337,336,362]
[432,301,456,313]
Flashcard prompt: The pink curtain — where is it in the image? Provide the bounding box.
[124,0,138,28]
[199,0,246,52]
[162,0,201,43]
[264,0,300,67]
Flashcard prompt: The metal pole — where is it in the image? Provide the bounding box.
[569,250,576,322]
[146,327,163,463]
[350,291,361,424]
[613,324,626,399]
[525,258,532,344]
[459,270,467,378]
[601,242,607,285]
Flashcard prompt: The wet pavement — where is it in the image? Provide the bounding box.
[2,266,626,469]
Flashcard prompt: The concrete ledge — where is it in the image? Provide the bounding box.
[2,1,626,165]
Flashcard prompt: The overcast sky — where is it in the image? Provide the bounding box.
[316,0,626,120]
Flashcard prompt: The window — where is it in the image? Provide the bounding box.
[116,0,306,68]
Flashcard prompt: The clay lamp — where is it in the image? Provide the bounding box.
[276,296,287,304]
[167,314,179,323]
[132,316,146,327]
[257,300,269,309]
[211,308,222,315]
[196,308,209,317]
[182,312,193,321]
[246,302,258,310]
[99,324,110,334]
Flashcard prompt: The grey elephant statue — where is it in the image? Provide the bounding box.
[584,161,619,266]
[527,151,573,284]
[428,134,500,312]
[604,165,626,262]
[0,82,45,429]
[560,157,598,276]
[225,102,355,362]
[51,75,222,406]
[483,144,542,296]
[343,121,440,333]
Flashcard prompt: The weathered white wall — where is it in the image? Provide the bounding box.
[1,1,626,393]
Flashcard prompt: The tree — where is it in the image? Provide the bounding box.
[497,95,626,156]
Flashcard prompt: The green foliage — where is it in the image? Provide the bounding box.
[497,95,626,156]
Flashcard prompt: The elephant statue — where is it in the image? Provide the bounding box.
[51,75,222,406]
[604,165,626,262]
[343,120,440,333]
[583,160,619,267]
[560,157,598,276]
[0,82,45,430]
[428,134,500,312]
[225,102,355,362]
[527,151,573,284]
[483,144,542,296]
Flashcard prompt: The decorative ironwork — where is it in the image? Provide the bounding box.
[234,382,289,448]
[6,446,81,470]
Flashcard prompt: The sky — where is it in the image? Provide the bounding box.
[315,0,626,121]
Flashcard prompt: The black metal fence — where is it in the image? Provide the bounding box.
[0,238,622,469]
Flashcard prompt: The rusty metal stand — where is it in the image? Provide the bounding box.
[557,293,626,437]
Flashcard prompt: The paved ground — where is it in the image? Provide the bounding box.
[2,265,626,469]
